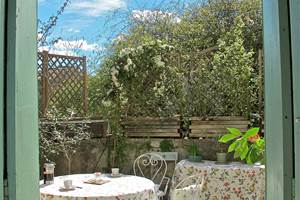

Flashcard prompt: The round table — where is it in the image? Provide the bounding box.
[172,160,265,200]
[40,174,158,200]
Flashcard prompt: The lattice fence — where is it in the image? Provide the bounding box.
[38,51,88,116]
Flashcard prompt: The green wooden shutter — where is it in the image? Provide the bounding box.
[290,0,300,199]
[0,0,4,199]
[5,0,39,199]
[264,0,294,199]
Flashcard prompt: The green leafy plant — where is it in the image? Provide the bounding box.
[186,143,200,156]
[219,128,264,164]
[159,139,174,152]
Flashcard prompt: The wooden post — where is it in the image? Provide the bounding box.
[82,56,88,115]
[264,0,294,199]
[41,50,49,116]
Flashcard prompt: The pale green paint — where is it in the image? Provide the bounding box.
[6,0,39,199]
[0,0,4,199]
[263,0,294,199]
[290,0,300,199]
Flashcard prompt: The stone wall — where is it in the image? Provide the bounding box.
[42,117,247,177]
[49,137,231,177]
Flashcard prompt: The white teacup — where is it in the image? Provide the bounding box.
[111,168,119,176]
[64,179,73,189]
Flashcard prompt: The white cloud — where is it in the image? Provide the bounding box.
[68,0,126,17]
[54,39,100,51]
[132,10,181,23]
[67,28,81,33]
[39,46,77,56]
[39,39,101,56]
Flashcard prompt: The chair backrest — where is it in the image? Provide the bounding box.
[133,152,167,187]
[171,175,204,200]
[174,174,204,190]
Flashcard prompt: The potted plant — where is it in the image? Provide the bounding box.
[155,139,178,161]
[186,143,202,162]
[216,136,227,164]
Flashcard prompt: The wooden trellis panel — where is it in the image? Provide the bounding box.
[38,51,88,116]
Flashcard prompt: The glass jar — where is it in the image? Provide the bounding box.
[44,163,55,184]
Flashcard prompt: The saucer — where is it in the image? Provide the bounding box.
[84,179,110,185]
[109,173,123,178]
[59,186,76,192]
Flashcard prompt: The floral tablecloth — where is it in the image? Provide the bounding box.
[40,174,158,200]
[172,160,265,200]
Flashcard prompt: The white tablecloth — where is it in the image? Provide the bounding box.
[172,160,265,200]
[40,174,158,200]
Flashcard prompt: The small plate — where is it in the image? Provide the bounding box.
[59,186,76,192]
[109,173,123,178]
[84,179,110,185]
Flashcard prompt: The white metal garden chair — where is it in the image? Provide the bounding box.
[170,175,204,200]
[133,152,170,200]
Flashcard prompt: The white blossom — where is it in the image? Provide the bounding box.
[153,55,165,67]
[124,57,133,72]
[102,100,112,107]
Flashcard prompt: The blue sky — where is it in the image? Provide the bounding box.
[38,0,197,65]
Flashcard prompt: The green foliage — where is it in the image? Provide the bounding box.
[174,0,262,49]
[208,16,254,115]
[89,39,183,117]
[87,0,263,167]
[159,139,174,152]
[219,127,264,164]
[89,0,262,118]
[89,40,183,167]
[186,143,200,156]
[181,16,254,116]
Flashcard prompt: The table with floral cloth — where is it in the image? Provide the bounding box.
[172,160,265,200]
[40,174,158,200]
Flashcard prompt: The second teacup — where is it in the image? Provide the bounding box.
[64,179,73,189]
[111,168,119,176]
